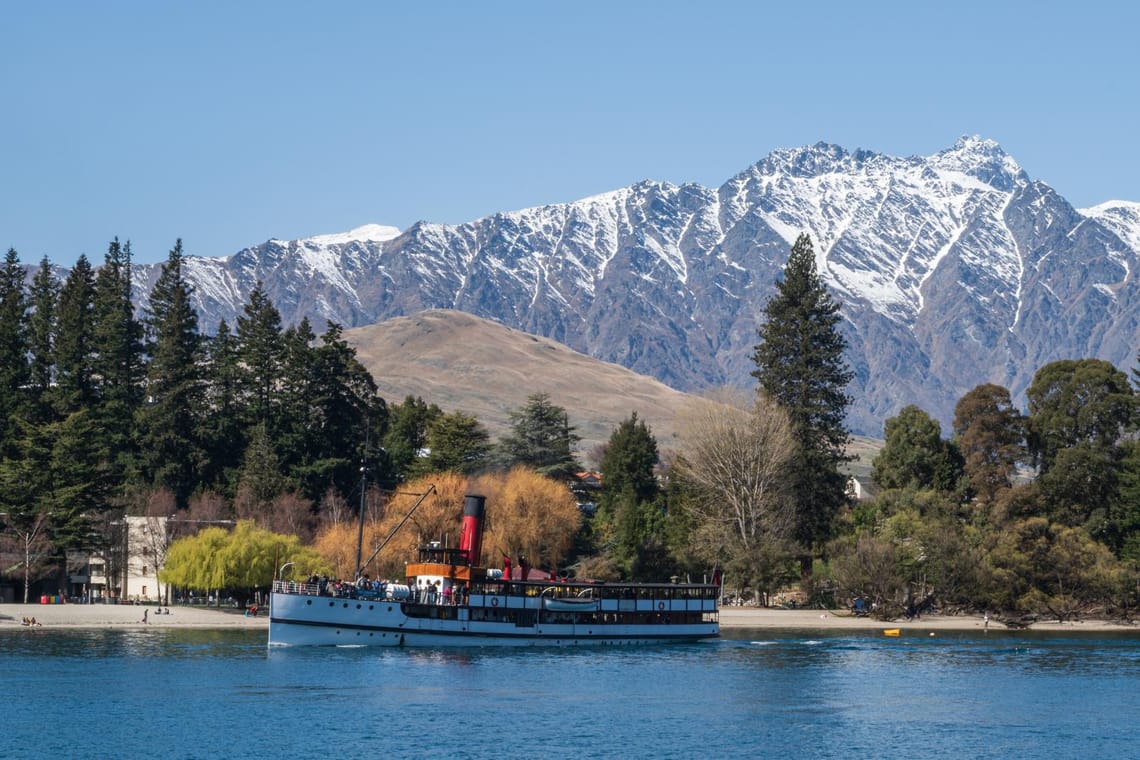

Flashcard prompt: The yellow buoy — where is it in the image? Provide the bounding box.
[883,628,901,637]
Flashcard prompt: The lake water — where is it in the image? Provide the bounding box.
[5,627,1139,759]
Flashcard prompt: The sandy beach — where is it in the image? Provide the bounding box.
[3,602,1135,633]
[0,603,268,630]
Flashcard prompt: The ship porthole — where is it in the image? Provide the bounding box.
[356,603,362,609]
[369,605,374,610]
[328,601,335,607]
[305,600,312,606]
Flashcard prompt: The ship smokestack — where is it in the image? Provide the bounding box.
[459,495,486,566]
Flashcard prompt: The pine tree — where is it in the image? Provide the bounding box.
[382,395,442,482]
[91,238,144,483]
[198,320,245,492]
[0,248,30,453]
[54,254,98,416]
[25,256,58,423]
[599,413,660,505]
[236,281,285,430]
[301,322,381,495]
[136,240,203,506]
[276,317,319,490]
[752,233,853,564]
[597,413,662,574]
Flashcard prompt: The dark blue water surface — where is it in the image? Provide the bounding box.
[5,627,1140,759]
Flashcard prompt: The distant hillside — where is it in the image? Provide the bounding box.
[346,309,884,469]
[345,309,697,456]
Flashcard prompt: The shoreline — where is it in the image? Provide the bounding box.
[0,603,268,630]
[3,602,1136,633]
[718,607,1138,632]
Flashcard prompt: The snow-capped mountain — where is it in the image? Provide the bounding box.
[132,137,1140,436]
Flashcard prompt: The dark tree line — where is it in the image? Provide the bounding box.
[0,243,387,591]
[0,242,592,596]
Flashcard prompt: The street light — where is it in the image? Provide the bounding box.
[278,562,294,581]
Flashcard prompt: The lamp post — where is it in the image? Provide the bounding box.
[278,562,294,581]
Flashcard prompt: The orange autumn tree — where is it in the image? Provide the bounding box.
[475,466,580,575]
[313,473,467,581]
[311,469,580,581]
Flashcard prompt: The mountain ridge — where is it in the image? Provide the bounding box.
[119,136,1140,436]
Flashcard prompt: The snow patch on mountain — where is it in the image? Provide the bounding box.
[1082,201,1140,254]
[308,224,401,246]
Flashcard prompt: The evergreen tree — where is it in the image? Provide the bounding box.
[597,413,663,574]
[277,317,319,487]
[415,411,491,475]
[0,418,53,603]
[46,410,109,550]
[0,248,29,453]
[236,281,285,430]
[382,395,442,482]
[1110,440,1140,561]
[303,322,382,495]
[91,238,144,483]
[872,405,963,493]
[235,422,287,517]
[198,320,244,492]
[599,413,660,505]
[495,392,581,479]
[751,233,853,563]
[0,411,107,599]
[54,254,98,416]
[25,257,58,423]
[136,240,203,506]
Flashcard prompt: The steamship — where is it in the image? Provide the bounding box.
[268,494,720,647]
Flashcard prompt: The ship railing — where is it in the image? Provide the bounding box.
[272,580,321,596]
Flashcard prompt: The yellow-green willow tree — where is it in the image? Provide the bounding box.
[160,521,325,594]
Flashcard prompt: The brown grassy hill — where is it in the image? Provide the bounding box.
[346,309,884,467]
[345,309,698,457]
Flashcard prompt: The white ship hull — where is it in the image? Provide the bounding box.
[268,589,719,648]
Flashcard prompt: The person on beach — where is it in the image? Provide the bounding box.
[142,609,148,624]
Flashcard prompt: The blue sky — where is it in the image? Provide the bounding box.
[3,1,1138,265]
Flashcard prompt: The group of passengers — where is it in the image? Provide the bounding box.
[411,580,467,606]
[296,574,467,606]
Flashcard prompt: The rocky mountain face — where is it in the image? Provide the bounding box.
[131,137,1140,436]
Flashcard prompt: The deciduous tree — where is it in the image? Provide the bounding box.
[674,390,797,597]
[953,384,1025,504]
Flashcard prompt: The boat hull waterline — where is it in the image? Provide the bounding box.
[269,588,719,647]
